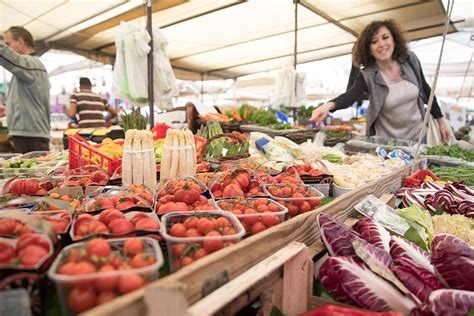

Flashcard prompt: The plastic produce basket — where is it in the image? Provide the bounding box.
[215,198,288,235]
[263,183,323,218]
[161,211,245,271]
[48,237,163,315]
[68,135,121,176]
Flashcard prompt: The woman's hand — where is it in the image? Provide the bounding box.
[437,117,451,144]
[310,102,336,123]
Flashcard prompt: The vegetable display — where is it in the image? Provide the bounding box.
[418,289,474,316]
[122,129,156,190]
[430,165,474,186]
[159,129,196,182]
[425,144,474,162]
[431,234,474,291]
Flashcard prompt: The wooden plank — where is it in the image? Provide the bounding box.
[281,246,312,316]
[86,159,425,315]
[186,242,307,316]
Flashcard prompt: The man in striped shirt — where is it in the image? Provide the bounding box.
[68,77,117,128]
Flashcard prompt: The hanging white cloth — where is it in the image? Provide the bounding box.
[272,61,306,110]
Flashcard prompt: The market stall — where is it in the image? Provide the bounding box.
[1,1,473,315]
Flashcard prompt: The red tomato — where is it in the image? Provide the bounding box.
[68,287,97,313]
[174,188,200,205]
[58,262,77,275]
[134,218,160,231]
[222,227,236,236]
[192,248,208,260]
[171,243,186,258]
[87,238,111,258]
[169,223,187,237]
[97,291,116,305]
[129,213,149,226]
[262,212,280,228]
[299,201,312,213]
[242,209,258,226]
[214,217,231,229]
[180,256,194,267]
[130,253,156,269]
[74,261,97,275]
[124,238,144,256]
[16,233,50,252]
[66,248,83,263]
[202,231,224,253]
[117,274,145,294]
[18,245,48,267]
[268,203,280,212]
[287,204,299,217]
[308,198,320,208]
[95,264,117,292]
[99,209,125,225]
[234,172,250,190]
[253,199,267,207]
[0,219,20,235]
[0,242,15,263]
[23,179,40,195]
[108,219,134,235]
[256,204,269,213]
[157,202,188,214]
[196,218,214,235]
[222,183,244,198]
[251,222,267,235]
[185,228,201,238]
[9,179,25,195]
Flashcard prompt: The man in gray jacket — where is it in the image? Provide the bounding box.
[0,26,50,153]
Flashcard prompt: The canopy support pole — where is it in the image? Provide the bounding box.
[146,0,155,127]
[292,0,299,123]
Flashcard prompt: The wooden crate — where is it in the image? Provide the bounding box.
[84,159,426,316]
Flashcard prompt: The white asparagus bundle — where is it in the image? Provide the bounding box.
[132,130,143,185]
[159,128,198,182]
[142,130,156,190]
[177,129,186,177]
[122,129,134,186]
[185,130,196,177]
[160,129,172,181]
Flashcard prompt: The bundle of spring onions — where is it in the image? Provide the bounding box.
[122,129,157,190]
[160,129,197,182]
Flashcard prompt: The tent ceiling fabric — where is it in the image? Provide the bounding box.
[0,0,457,80]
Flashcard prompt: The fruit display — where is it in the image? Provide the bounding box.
[263,183,322,217]
[210,169,264,199]
[48,237,162,314]
[0,217,38,237]
[86,189,154,213]
[216,198,287,235]
[161,211,244,271]
[4,178,56,196]
[72,211,160,240]
[33,211,72,235]
[0,233,53,269]
[155,178,214,214]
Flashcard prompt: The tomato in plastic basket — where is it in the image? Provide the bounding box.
[68,286,97,313]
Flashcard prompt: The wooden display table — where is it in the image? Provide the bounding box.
[84,159,426,316]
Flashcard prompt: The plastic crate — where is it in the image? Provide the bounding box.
[68,135,121,176]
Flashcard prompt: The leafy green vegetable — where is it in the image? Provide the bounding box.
[398,205,434,244]
[425,144,474,162]
[322,154,343,164]
[404,227,429,251]
[430,165,474,186]
[325,131,351,139]
[121,107,147,131]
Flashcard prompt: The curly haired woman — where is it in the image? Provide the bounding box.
[311,20,451,143]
